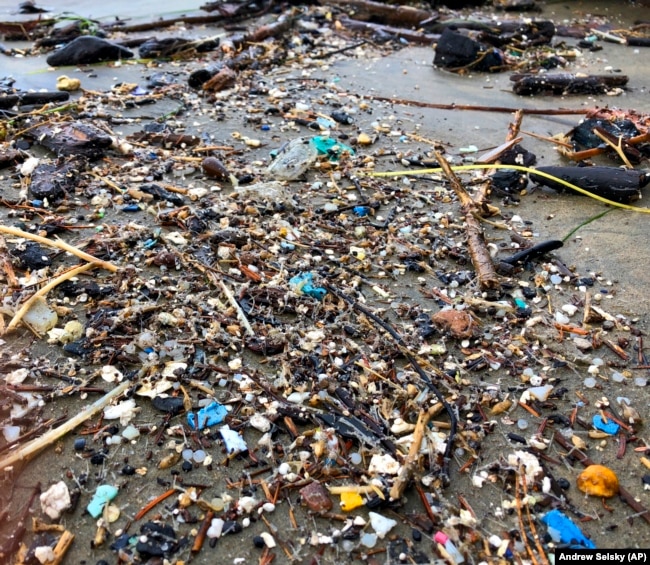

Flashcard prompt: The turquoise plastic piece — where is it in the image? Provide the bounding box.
[310,136,354,160]
[87,484,119,518]
[289,272,327,301]
[187,401,228,430]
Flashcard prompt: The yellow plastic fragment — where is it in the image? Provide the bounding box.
[340,491,364,511]
[56,75,81,91]
[577,464,619,498]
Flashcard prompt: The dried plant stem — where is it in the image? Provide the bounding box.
[0,225,119,272]
[515,475,539,565]
[47,530,75,565]
[218,279,254,336]
[435,151,499,289]
[134,488,177,521]
[390,406,433,500]
[0,379,132,472]
[5,262,96,334]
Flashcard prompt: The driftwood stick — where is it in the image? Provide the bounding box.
[506,109,524,142]
[0,379,133,472]
[48,530,75,565]
[0,225,119,273]
[328,0,433,27]
[390,406,435,500]
[435,151,499,289]
[366,95,591,115]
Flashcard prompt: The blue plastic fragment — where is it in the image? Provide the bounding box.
[541,509,595,549]
[187,401,228,430]
[87,484,119,518]
[122,204,140,213]
[316,116,336,129]
[289,272,327,301]
[592,414,620,435]
[353,206,370,217]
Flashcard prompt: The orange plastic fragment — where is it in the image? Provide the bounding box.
[577,464,619,498]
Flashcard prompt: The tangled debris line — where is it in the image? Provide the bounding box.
[1,0,650,564]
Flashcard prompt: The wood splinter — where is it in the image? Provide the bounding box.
[435,151,500,290]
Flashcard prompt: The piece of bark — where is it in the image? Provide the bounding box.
[511,73,628,95]
[202,66,237,92]
[435,151,500,290]
[327,0,434,27]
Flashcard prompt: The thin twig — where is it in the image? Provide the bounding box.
[218,279,254,336]
[0,225,119,272]
[0,378,133,472]
[390,407,433,500]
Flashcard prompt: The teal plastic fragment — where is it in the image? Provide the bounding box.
[87,484,119,518]
[187,401,228,430]
[289,272,327,301]
[592,414,620,435]
[542,509,595,549]
[310,136,355,160]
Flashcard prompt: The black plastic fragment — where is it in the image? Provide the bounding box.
[433,28,504,72]
[140,183,185,205]
[501,239,563,265]
[152,396,185,415]
[533,165,648,203]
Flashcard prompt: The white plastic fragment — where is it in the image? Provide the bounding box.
[368,453,400,475]
[527,385,553,402]
[40,481,71,519]
[368,511,397,539]
[103,398,138,425]
[249,413,272,432]
[34,546,56,564]
[260,531,276,548]
[23,297,58,334]
[5,368,29,384]
[101,365,124,383]
[207,517,225,538]
[220,425,248,454]
[238,496,257,514]
[122,424,140,440]
[360,532,377,548]
[507,450,541,482]
[2,425,20,442]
